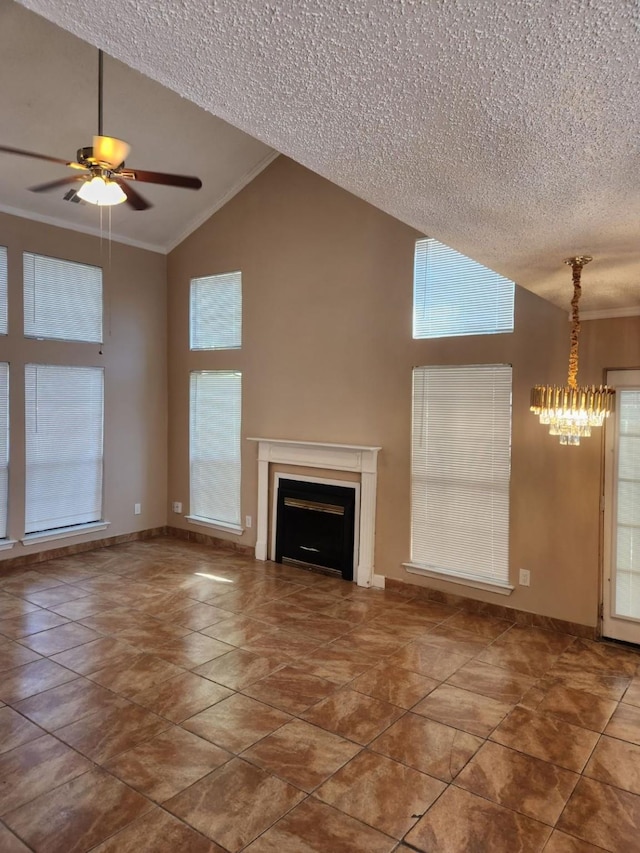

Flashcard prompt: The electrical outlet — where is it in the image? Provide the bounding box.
[245,515,252,528]
[172,501,182,514]
[519,568,531,587]
[134,503,141,515]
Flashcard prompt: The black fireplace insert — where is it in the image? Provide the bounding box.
[274,478,356,581]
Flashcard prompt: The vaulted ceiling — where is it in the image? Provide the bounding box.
[8,1,640,314]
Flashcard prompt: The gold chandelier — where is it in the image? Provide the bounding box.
[530,256,615,445]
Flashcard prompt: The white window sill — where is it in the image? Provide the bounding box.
[21,521,110,546]
[185,516,244,536]
[403,562,514,596]
[0,539,17,552]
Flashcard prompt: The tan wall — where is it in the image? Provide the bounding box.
[167,156,631,628]
[0,212,168,557]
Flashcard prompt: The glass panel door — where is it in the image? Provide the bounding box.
[603,370,640,643]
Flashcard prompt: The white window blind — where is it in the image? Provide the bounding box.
[0,364,9,538]
[614,389,640,620]
[25,365,104,534]
[190,370,241,527]
[0,247,7,335]
[190,272,242,350]
[24,253,103,343]
[413,238,515,339]
[411,364,512,587]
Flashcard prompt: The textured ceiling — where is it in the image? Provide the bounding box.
[12,0,640,312]
[0,1,275,252]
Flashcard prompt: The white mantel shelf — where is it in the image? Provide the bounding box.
[247,437,383,588]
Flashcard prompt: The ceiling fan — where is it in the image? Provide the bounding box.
[0,50,202,211]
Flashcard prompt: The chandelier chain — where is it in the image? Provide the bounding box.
[568,260,582,390]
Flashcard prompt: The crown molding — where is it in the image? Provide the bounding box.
[578,306,640,321]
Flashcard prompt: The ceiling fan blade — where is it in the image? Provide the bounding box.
[93,135,131,169]
[118,168,202,189]
[29,176,85,193]
[0,144,74,167]
[115,178,151,211]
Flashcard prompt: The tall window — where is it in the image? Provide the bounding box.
[190,271,242,350]
[24,253,103,343]
[0,246,7,335]
[189,370,242,529]
[411,364,512,588]
[413,238,514,339]
[0,364,9,538]
[25,365,104,534]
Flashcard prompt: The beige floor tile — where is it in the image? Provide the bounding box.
[242,718,360,791]
[0,706,45,754]
[55,700,170,763]
[49,636,140,675]
[165,757,305,852]
[301,688,403,745]
[557,776,640,853]
[405,785,551,852]
[0,734,92,815]
[0,640,42,673]
[350,662,439,709]
[455,740,579,824]
[183,692,291,752]
[194,648,285,689]
[413,683,512,738]
[0,824,31,852]
[242,663,338,714]
[371,712,482,781]
[524,680,618,732]
[316,749,445,838]
[583,734,640,794]
[604,701,640,745]
[447,659,536,703]
[89,807,226,852]
[490,707,599,772]
[0,658,77,703]
[131,670,232,722]
[14,676,123,731]
[3,767,153,853]
[105,726,231,801]
[244,797,396,852]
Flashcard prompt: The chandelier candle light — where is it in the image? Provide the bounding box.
[530,256,615,445]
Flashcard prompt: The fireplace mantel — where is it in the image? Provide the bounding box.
[247,438,383,588]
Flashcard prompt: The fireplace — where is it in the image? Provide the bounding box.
[247,438,383,588]
[274,477,357,580]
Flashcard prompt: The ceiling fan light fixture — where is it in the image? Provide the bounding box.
[530,256,615,445]
[77,175,126,206]
[93,135,130,169]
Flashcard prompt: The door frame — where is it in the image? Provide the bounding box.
[602,368,640,643]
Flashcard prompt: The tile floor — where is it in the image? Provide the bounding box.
[0,538,639,852]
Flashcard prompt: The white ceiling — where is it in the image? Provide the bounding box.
[0,0,276,252]
[9,0,640,313]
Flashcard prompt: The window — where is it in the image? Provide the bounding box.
[0,246,7,335]
[25,365,104,534]
[410,364,512,589]
[0,364,8,538]
[189,370,242,529]
[190,271,242,350]
[24,253,102,343]
[413,238,514,339]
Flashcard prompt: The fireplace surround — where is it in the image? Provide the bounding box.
[247,438,383,588]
